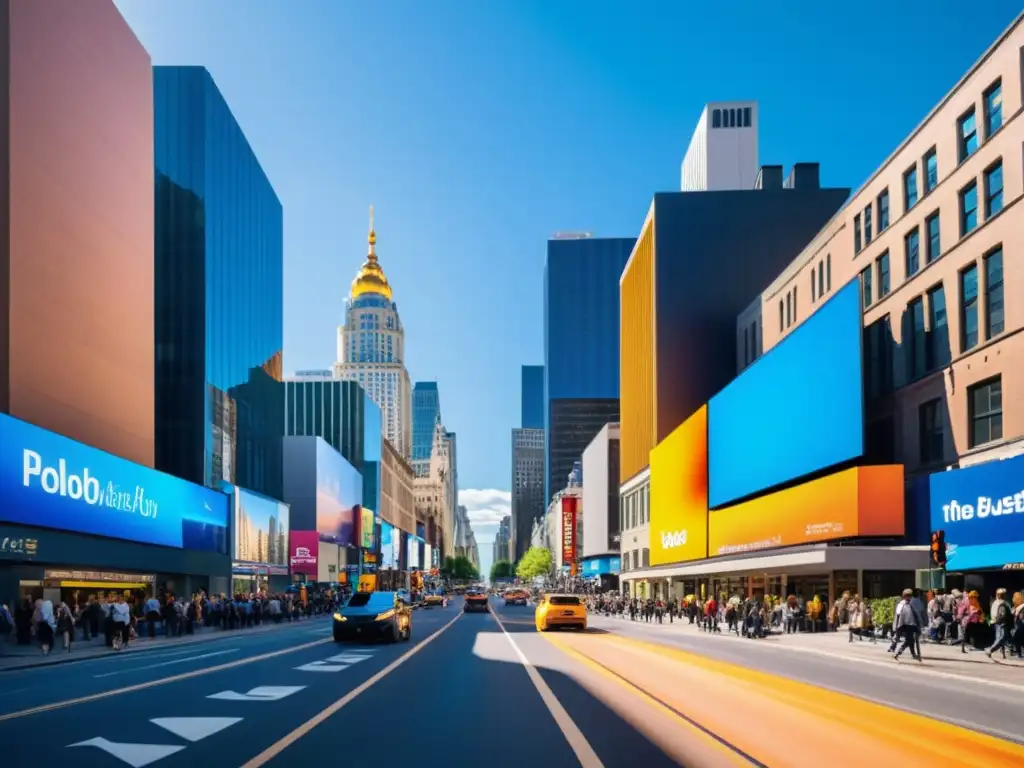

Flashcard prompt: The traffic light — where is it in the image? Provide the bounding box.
[930,530,946,567]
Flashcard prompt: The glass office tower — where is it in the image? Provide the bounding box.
[154,66,284,500]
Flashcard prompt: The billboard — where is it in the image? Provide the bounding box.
[0,413,228,552]
[708,280,863,508]
[561,496,577,567]
[407,536,421,569]
[234,488,289,566]
[708,465,904,556]
[289,530,319,571]
[315,440,360,546]
[650,405,708,565]
[359,507,375,550]
[380,523,395,568]
[581,556,621,576]
[930,454,1024,571]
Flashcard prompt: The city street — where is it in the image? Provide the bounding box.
[2,597,1023,767]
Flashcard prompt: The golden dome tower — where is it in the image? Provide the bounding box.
[350,204,393,302]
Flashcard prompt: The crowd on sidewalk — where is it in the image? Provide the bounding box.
[0,586,344,657]
[582,587,1024,662]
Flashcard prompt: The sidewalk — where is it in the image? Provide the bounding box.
[602,614,1024,685]
[0,616,329,672]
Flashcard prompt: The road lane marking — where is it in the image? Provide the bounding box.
[594,632,1024,763]
[150,717,242,742]
[207,686,305,702]
[93,649,240,678]
[490,612,604,768]
[0,638,330,721]
[543,633,761,767]
[239,611,464,768]
[294,661,350,672]
[67,737,184,767]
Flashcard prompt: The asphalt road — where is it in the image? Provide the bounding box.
[0,597,1021,768]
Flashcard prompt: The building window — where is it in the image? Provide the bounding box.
[927,284,950,370]
[864,204,873,245]
[743,326,750,365]
[968,376,1002,448]
[905,227,920,278]
[743,107,751,127]
[729,108,736,127]
[984,160,1003,218]
[958,109,978,162]
[786,292,791,327]
[778,300,784,332]
[959,181,978,236]
[983,79,1002,137]
[877,189,890,231]
[925,211,941,264]
[984,246,1004,338]
[876,251,890,297]
[960,263,979,352]
[712,108,722,128]
[908,296,926,380]
[864,315,893,399]
[918,399,944,465]
[861,266,872,308]
[811,266,817,301]
[854,214,862,253]
[826,254,832,291]
[923,147,938,194]
[792,286,797,319]
[903,165,918,211]
[818,260,825,296]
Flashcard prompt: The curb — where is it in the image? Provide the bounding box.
[0,616,332,672]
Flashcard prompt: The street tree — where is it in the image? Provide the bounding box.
[490,559,514,581]
[516,547,553,581]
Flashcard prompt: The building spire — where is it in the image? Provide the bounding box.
[367,204,377,262]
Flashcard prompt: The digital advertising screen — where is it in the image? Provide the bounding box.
[708,279,864,509]
[379,522,395,568]
[407,536,421,569]
[289,530,319,571]
[424,543,433,570]
[561,496,577,567]
[930,453,1024,571]
[359,507,375,549]
[708,465,904,556]
[0,413,229,552]
[234,488,290,566]
[650,405,708,565]
[314,440,360,546]
[393,530,403,569]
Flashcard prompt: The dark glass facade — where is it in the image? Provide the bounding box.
[284,379,382,513]
[521,365,544,429]
[548,399,619,502]
[411,382,440,465]
[154,66,284,501]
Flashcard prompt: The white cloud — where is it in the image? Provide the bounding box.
[458,488,511,544]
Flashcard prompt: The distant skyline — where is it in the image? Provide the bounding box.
[115,0,1022,553]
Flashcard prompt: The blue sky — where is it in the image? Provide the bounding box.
[115,1,1020,570]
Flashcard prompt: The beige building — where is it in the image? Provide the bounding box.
[381,437,415,538]
[743,12,1024,478]
[414,419,455,559]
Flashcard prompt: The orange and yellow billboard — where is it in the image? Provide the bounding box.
[707,465,904,556]
[650,405,708,566]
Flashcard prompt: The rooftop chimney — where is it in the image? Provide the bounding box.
[754,165,783,190]
[783,163,820,190]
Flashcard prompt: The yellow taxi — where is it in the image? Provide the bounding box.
[423,590,445,607]
[535,593,587,632]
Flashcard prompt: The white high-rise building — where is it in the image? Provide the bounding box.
[334,207,412,458]
[680,101,759,192]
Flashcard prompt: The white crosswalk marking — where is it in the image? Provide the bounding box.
[326,653,372,663]
[207,686,306,702]
[295,660,350,672]
[67,737,184,767]
[150,717,242,742]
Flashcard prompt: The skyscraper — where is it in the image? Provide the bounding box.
[154,66,284,499]
[511,427,545,562]
[0,0,156,467]
[544,235,634,504]
[680,101,759,192]
[411,382,441,477]
[521,365,544,429]
[334,207,412,459]
[493,516,512,566]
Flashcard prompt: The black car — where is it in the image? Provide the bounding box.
[333,591,412,643]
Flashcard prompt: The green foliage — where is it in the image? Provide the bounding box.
[445,555,478,581]
[516,547,553,581]
[869,596,899,629]
[490,560,515,581]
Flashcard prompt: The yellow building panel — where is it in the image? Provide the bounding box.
[620,215,655,482]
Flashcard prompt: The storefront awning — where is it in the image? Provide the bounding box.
[621,544,930,580]
[60,580,151,589]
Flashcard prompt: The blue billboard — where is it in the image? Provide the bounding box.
[315,440,360,546]
[380,522,395,568]
[0,413,228,552]
[708,279,864,508]
[930,454,1024,571]
[582,556,621,577]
